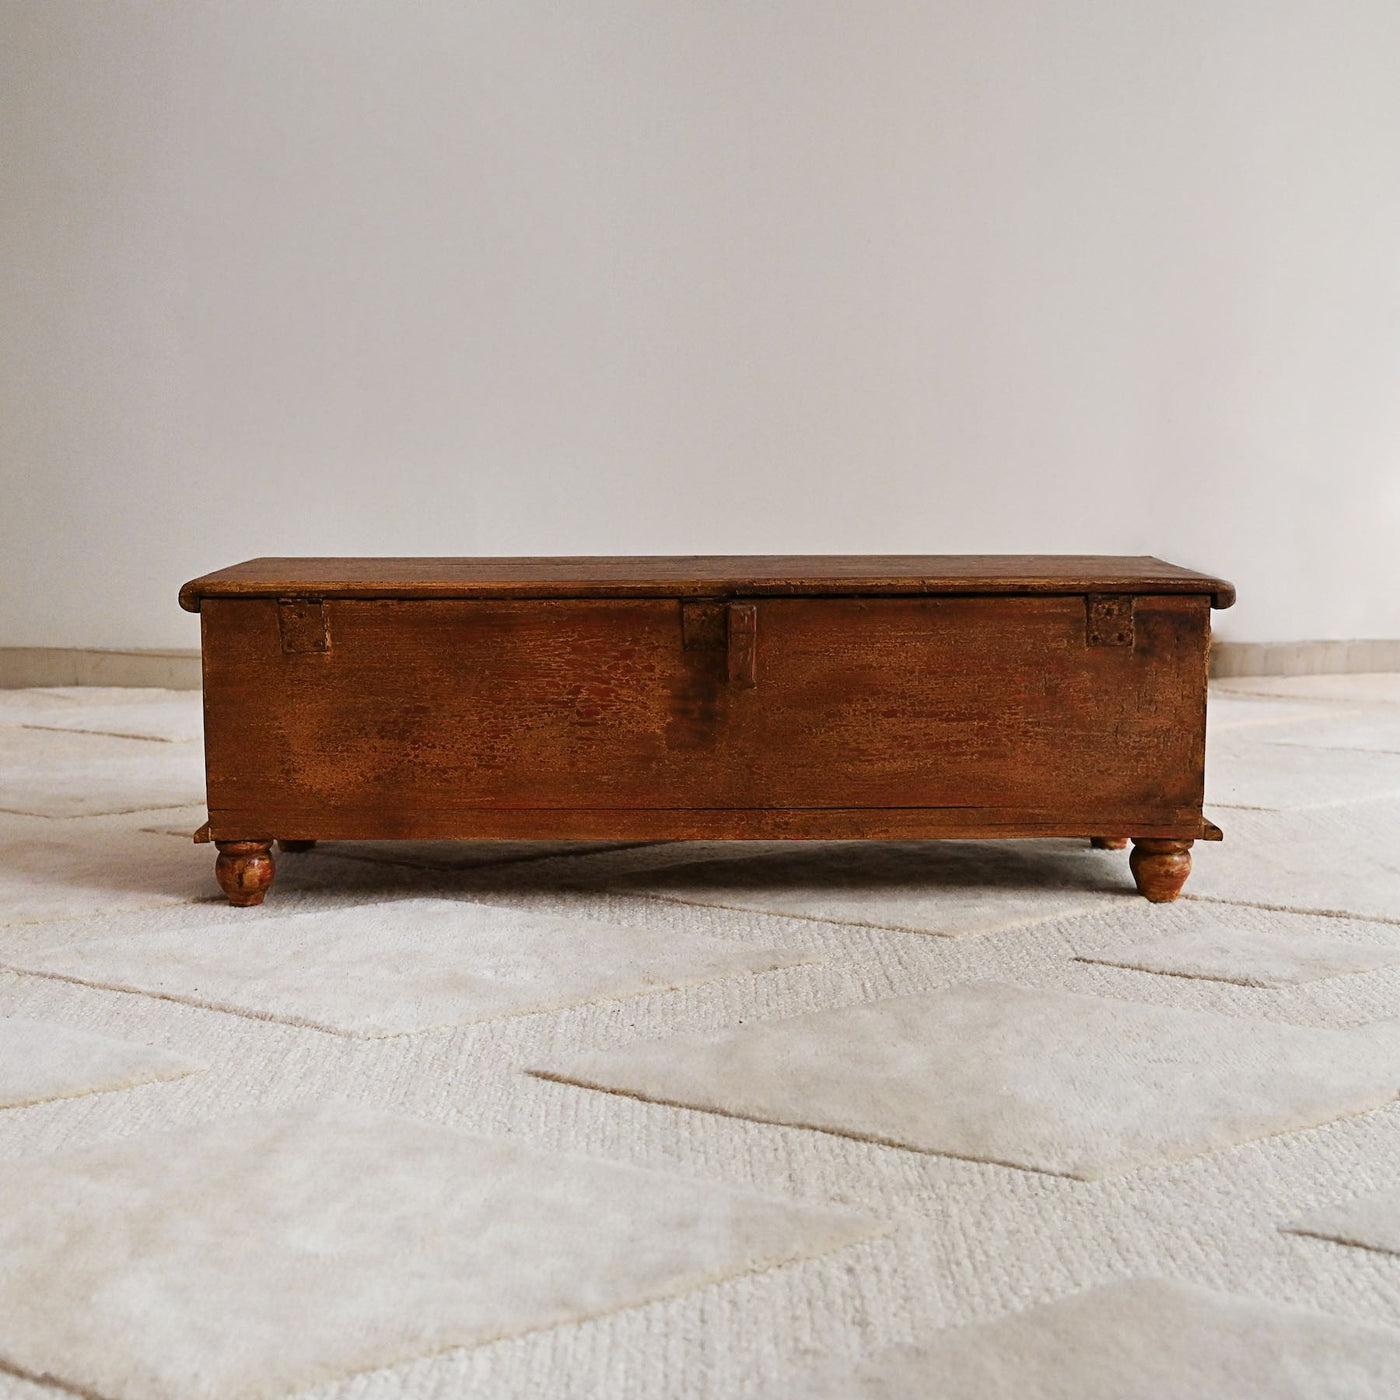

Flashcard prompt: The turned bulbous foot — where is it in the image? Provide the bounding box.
[215,840,275,906]
[1090,836,1128,850]
[1129,838,1193,902]
[277,839,316,853]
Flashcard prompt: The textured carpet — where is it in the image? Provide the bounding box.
[0,688,193,727]
[1076,924,1400,987]
[0,812,214,923]
[1287,1187,1400,1259]
[138,822,647,872]
[1187,796,1400,925]
[1205,738,1400,811]
[608,840,1122,937]
[0,1015,202,1109]
[0,728,204,817]
[5,898,814,1038]
[0,811,438,930]
[1203,693,1344,733]
[778,1278,1400,1398]
[3,680,1400,1399]
[2,688,203,744]
[1258,712,1400,756]
[1218,674,1400,704]
[0,1102,881,1400]
[533,982,1400,1178]
[277,838,648,873]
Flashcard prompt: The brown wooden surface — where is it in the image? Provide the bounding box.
[213,840,274,906]
[211,810,1220,842]
[1129,838,1194,902]
[181,554,1236,610]
[200,592,1210,838]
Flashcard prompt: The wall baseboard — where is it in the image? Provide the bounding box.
[1210,639,1400,678]
[0,648,202,689]
[2,640,1397,690]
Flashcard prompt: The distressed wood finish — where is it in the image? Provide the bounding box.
[199,809,1220,842]
[214,840,274,906]
[181,554,1236,609]
[183,555,1232,904]
[1129,838,1195,903]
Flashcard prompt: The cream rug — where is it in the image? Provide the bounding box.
[0,1102,883,1400]
[0,688,180,726]
[1257,712,1400,756]
[0,1015,202,1109]
[608,840,1122,937]
[533,982,1400,1179]
[0,727,205,817]
[1286,1186,1400,1258]
[138,818,647,880]
[3,679,1400,1399]
[4,687,203,743]
[1076,925,1400,987]
[0,812,438,931]
[1218,674,1400,704]
[1204,693,1343,732]
[1205,737,1400,811]
[0,690,89,724]
[1188,796,1400,925]
[4,898,815,1038]
[267,838,647,872]
[779,1278,1400,1398]
[0,812,215,925]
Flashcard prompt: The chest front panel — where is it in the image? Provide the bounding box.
[200,593,1207,827]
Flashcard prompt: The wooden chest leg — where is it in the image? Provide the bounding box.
[215,840,275,906]
[1129,838,1193,902]
[1090,836,1128,850]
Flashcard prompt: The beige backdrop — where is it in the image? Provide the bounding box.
[3,0,1399,649]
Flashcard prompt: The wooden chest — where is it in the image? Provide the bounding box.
[179,555,1234,906]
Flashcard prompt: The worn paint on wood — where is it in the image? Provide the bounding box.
[181,555,1236,610]
[187,555,1228,904]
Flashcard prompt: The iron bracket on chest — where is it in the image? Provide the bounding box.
[278,599,330,653]
[1085,594,1135,648]
[681,599,758,687]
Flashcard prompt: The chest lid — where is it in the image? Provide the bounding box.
[180,554,1234,612]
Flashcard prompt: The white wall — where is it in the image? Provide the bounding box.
[3,0,1399,649]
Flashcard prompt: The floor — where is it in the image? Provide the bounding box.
[3,677,1400,1399]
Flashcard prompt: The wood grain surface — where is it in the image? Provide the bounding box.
[181,555,1236,610]
[200,593,1210,840]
